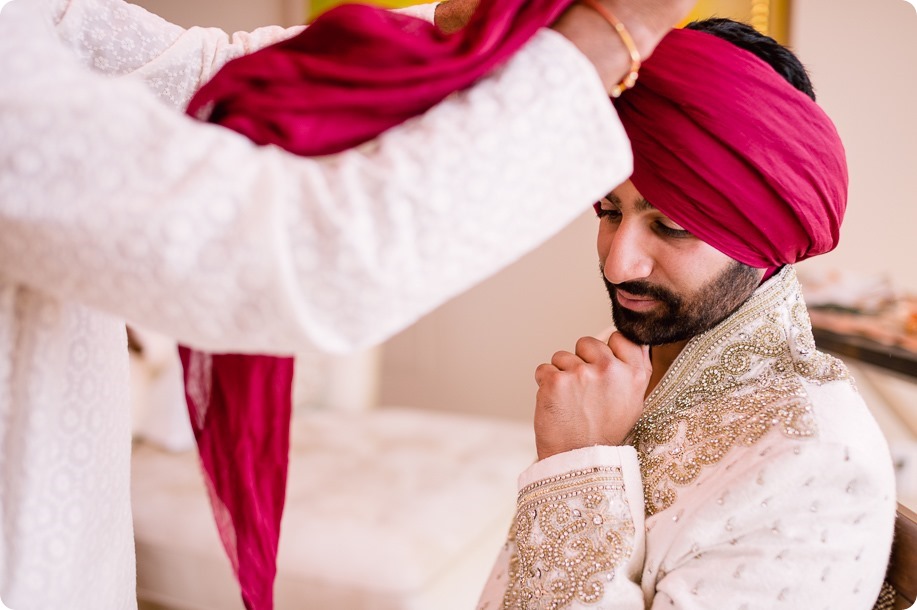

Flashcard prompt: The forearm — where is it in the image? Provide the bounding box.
[269,29,633,354]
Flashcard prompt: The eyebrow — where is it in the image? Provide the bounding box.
[605,192,656,212]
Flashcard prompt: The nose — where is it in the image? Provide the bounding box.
[600,220,653,285]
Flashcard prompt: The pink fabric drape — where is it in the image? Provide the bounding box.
[179,1,576,608]
[177,350,293,609]
[187,1,575,155]
[613,27,848,269]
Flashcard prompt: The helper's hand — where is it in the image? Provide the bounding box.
[434,0,481,34]
[533,332,651,461]
[552,0,697,96]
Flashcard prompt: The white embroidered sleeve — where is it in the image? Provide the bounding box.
[0,3,632,355]
[478,446,647,609]
[51,0,306,109]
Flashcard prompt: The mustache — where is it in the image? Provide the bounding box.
[602,276,680,305]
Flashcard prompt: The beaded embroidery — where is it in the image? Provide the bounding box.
[503,467,634,609]
[631,267,849,515]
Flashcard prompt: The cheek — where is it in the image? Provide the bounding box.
[664,246,734,292]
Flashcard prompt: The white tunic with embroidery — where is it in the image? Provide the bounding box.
[0,0,633,607]
[479,266,897,610]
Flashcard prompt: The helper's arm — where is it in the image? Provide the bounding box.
[1,3,632,354]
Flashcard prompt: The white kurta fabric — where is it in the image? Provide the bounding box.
[479,266,897,610]
[0,0,633,607]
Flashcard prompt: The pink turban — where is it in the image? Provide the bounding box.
[613,27,848,268]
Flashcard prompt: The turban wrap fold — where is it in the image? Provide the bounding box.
[613,27,848,269]
[177,1,576,608]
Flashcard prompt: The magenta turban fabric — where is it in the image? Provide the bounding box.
[613,27,848,268]
[178,1,575,608]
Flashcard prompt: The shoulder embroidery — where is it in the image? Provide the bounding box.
[503,467,635,609]
[635,373,818,515]
[790,301,851,384]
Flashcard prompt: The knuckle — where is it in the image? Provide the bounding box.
[534,363,551,382]
[608,332,626,351]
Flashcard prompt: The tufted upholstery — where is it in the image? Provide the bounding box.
[132,407,535,609]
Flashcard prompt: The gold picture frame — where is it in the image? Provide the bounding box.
[308,0,424,21]
[682,0,792,44]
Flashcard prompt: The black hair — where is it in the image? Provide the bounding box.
[684,18,816,101]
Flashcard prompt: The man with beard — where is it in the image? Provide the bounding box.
[476,19,897,610]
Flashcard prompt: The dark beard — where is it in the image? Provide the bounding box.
[603,261,761,346]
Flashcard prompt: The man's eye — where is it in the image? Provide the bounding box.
[654,221,692,238]
[593,202,622,220]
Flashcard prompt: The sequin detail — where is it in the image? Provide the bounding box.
[503,467,634,609]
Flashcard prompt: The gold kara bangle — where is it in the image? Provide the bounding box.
[580,0,642,98]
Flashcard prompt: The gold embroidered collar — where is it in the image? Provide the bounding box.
[628,266,848,516]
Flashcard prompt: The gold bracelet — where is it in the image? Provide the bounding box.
[580,0,642,98]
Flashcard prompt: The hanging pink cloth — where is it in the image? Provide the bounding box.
[179,1,576,608]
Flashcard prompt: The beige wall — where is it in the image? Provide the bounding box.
[130,0,304,30]
[379,0,917,420]
[381,212,612,421]
[791,0,917,294]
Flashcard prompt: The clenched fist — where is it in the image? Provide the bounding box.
[533,332,651,460]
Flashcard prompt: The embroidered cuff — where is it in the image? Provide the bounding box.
[504,450,643,608]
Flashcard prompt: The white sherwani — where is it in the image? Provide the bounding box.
[0,0,632,607]
[478,266,897,609]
